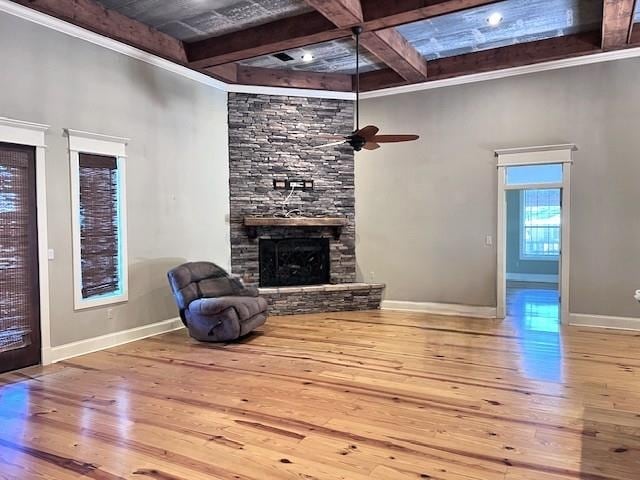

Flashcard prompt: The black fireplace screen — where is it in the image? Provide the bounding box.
[259,238,330,287]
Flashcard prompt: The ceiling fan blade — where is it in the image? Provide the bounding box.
[354,125,379,139]
[313,140,347,149]
[363,142,380,150]
[371,134,419,143]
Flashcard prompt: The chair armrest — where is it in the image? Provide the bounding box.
[237,286,259,297]
[190,297,238,316]
[230,275,259,297]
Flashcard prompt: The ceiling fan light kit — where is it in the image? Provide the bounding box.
[314,26,420,152]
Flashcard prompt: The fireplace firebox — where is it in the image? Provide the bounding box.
[259,238,330,287]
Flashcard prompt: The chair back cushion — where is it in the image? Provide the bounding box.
[167,262,241,319]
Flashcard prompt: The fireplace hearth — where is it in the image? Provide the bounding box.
[259,238,330,287]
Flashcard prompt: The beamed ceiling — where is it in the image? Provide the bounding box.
[11,0,640,92]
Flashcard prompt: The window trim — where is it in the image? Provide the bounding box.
[519,189,560,261]
[67,129,129,310]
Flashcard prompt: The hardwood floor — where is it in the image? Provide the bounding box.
[1,309,639,480]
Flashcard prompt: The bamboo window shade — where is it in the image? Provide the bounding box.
[0,143,38,353]
[78,153,120,299]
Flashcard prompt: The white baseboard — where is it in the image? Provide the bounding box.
[506,273,558,283]
[381,301,497,319]
[48,317,184,364]
[569,313,640,331]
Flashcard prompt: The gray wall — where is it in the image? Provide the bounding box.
[506,190,558,276]
[357,58,640,318]
[0,12,230,346]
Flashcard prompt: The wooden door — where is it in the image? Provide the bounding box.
[0,142,40,373]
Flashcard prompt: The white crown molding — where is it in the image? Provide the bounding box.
[65,128,130,146]
[495,144,577,156]
[360,47,640,99]
[0,116,49,132]
[381,300,497,319]
[0,0,227,90]
[3,0,640,101]
[0,116,49,147]
[0,0,353,100]
[496,143,577,166]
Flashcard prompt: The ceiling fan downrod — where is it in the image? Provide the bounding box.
[353,25,362,133]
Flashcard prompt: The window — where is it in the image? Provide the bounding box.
[505,163,563,185]
[520,189,560,259]
[68,130,128,309]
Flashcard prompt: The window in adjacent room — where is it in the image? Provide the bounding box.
[68,130,128,309]
[520,188,560,260]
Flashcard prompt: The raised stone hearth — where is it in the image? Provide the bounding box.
[259,283,385,316]
[228,93,383,315]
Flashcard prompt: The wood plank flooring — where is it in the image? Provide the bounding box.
[1,309,639,479]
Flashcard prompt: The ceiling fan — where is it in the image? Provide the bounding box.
[315,26,419,152]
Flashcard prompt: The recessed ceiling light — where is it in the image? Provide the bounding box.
[487,12,503,26]
[301,52,314,62]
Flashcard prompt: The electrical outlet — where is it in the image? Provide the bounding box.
[485,235,493,246]
[107,308,113,320]
[273,179,314,191]
[370,271,375,282]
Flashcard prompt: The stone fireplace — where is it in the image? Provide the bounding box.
[227,93,383,315]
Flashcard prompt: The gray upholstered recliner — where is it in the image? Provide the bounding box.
[167,262,268,342]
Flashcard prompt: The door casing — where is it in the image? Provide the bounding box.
[495,145,575,324]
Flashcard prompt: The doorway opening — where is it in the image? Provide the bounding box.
[0,141,41,373]
[506,187,561,331]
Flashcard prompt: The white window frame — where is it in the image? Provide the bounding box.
[519,189,561,261]
[67,129,129,310]
[0,117,52,364]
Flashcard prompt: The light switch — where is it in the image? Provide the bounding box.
[47,249,55,260]
[485,235,493,246]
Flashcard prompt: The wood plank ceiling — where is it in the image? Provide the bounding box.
[10,0,640,92]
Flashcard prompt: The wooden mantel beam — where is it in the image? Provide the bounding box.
[602,0,637,49]
[10,0,187,63]
[186,0,499,68]
[359,31,601,91]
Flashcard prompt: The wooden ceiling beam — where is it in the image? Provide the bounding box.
[303,0,428,83]
[186,0,500,68]
[361,0,502,30]
[10,0,187,63]
[602,0,637,49]
[205,64,239,83]
[235,66,353,92]
[304,0,363,27]
[360,31,601,91]
[360,28,428,82]
[188,12,345,68]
